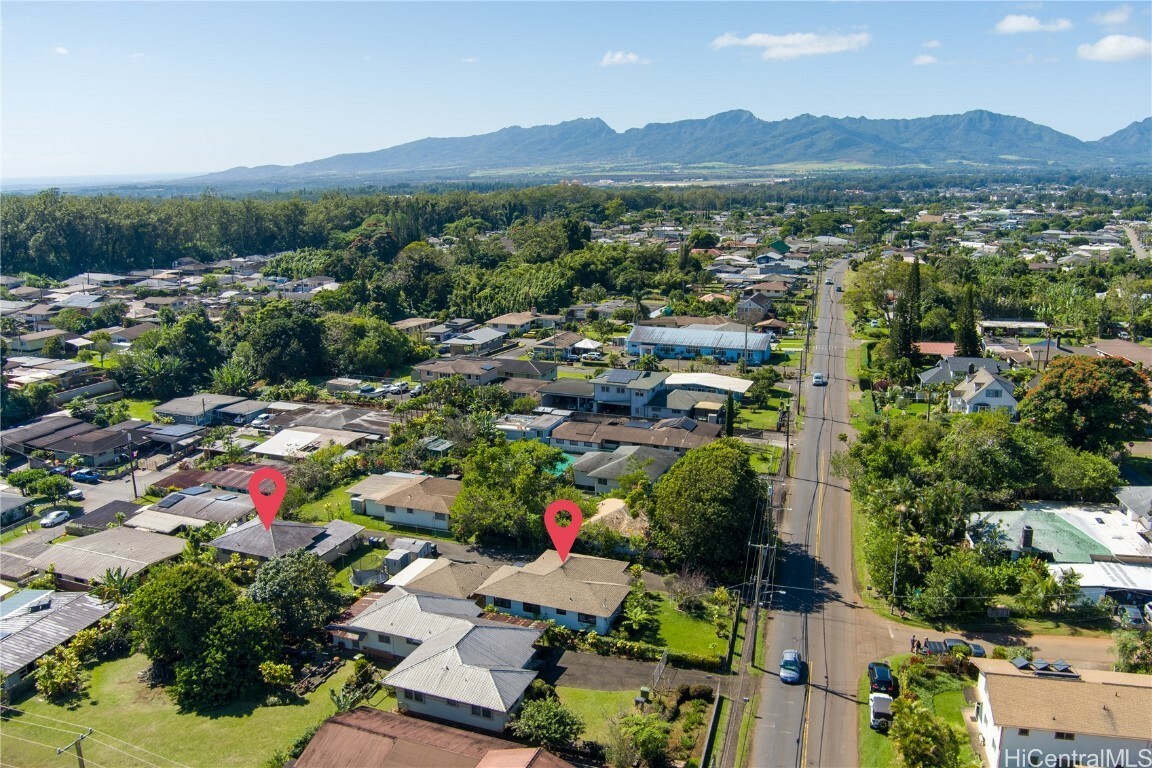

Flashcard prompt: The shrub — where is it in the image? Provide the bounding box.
[991,645,1033,661]
[525,678,558,702]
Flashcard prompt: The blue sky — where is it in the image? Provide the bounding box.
[3,1,1150,179]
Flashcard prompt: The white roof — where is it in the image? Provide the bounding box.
[385,558,440,588]
[1047,561,1152,592]
[251,427,360,459]
[1027,501,1152,560]
[665,372,753,395]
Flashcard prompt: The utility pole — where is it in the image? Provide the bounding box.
[747,481,773,663]
[127,434,139,499]
[890,505,905,615]
[57,728,92,768]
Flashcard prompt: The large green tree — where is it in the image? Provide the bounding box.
[510,698,586,751]
[1019,355,1152,452]
[953,285,980,358]
[650,439,764,580]
[131,563,238,666]
[247,550,344,644]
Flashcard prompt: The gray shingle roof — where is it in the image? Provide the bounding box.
[330,587,482,642]
[209,518,364,560]
[572,445,678,482]
[476,551,632,619]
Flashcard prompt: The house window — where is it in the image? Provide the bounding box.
[616,388,625,394]
[598,478,608,486]
[446,699,458,707]
[493,597,512,609]
[522,602,541,614]
[385,505,395,513]
[406,508,413,514]
[986,389,1001,398]
[377,634,391,644]
[555,609,567,615]
[1054,732,1075,741]
[434,513,447,522]
[406,638,421,646]
[578,613,596,625]
[472,705,493,718]
[1017,728,1029,736]
[402,689,423,702]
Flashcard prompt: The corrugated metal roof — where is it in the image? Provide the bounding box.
[24,527,185,581]
[333,588,482,641]
[0,592,114,674]
[627,324,772,352]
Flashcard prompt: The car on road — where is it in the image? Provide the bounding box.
[867,662,896,694]
[1116,605,1146,630]
[835,285,843,292]
[39,510,72,528]
[65,489,84,502]
[944,638,986,657]
[869,693,894,732]
[869,319,880,328]
[779,649,803,684]
[70,470,101,484]
[824,278,833,285]
[812,372,826,386]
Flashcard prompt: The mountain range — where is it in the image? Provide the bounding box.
[196,110,1150,185]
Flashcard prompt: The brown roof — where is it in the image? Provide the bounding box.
[151,469,209,491]
[552,419,718,452]
[294,708,572,768]
[974,658,1152,741]
[915,341,957,357]
[476,551,632,618]
[391,558,500,599]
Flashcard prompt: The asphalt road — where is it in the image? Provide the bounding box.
[749,260,860,768]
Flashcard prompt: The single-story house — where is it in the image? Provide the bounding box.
[24,527,186,589]
[572,445,679,493]
[973,658,1152,768]
[250,427,365,460]
[444,327,507,356]
[625,325,771,365]
[385,557,499,599]
[208,518,364,564]
[534,331,587,361]
[1117,485,1152,533]
[550,416,721,455]
[485,311,540,335]
[413,358,501,386]
[104,322,159,346]
[391,317,438,337]
[328,587,487,660]
[347,473,462,532]
[153,394,249,426]
[475,550,632,634]
[0,491,34,526]
[0,590,115,692]
[294,707,572,768]
[493,411,568,444]
[67,500,145,534]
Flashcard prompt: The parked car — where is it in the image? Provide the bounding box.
[252,413,272,426]
[869,319,880,328]
[779,649,803,684]
[40,510,72,528]
[389,381,410,394]
[1116,605,1146,630]
[867,662,896,695]
[49,466,71,476]
[65,489,84,502]
[836,285,843,292]
[812,372,826,386]
[944,638,986,657]
[869,693,894,732]
[581,351,604,362]
[410,383,424,396]
[922,640,948,656]
[71,470,101,484]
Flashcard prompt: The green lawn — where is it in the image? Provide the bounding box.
[0,653,356,768]
[749,447,782,475]
[556,686,639,744]
[857,665,896,768]
[123,398,160,421]
[736,408,780,431]
[645,594,728,658]
[933,690,978,766]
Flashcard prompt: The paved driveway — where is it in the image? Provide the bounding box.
[539,649,721,692]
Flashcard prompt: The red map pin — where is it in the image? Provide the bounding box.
[249,468,287,531]
[544,500,583,563]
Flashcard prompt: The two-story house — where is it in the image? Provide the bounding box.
[948,369,1019,415]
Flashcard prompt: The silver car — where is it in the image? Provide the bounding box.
[780,649,803,684]
[40,510,72,528]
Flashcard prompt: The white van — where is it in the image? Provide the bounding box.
[812,372,826,386]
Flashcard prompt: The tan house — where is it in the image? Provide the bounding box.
[347,472,461,532]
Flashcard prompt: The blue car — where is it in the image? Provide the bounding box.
[71,470,101,484]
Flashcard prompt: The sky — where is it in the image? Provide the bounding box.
[2,1,1150,180]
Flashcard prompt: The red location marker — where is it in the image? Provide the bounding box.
[249,468,287,531]
[544,500,583,563]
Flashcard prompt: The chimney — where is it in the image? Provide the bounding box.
[1021,525,1034,550]
[968,363,977,375]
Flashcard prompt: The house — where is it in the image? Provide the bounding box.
[918,356,1004,387]
[294,707,572,768]
[67,500,144,534]
[491,358,559,381]
[475,550,632,634]
[551,416,721,455]
[329,587,488,659]
[626,325,772,365]
[493,411,568,443]
[64,272,129,288]
[153,394,248,426]
[103,322,159,346]
[742,280,793,299]
[1116,485,1152,533]
[972,658,1152,768]
[0,274,26,290]
[8,329,77,354]
[975,319,1049,337]
[0,491,35,526]
[134,487,255,531]
[424,318,477,343]
[250,426,365,460]
[385,558,500,599]
[534,331,587,361]
[947,369,1019,415]
[588,369,748,421]
[385,621,542,732]
[392,317,438,337]
[347,472,462,532]
[485,311,542,335]
[572,445,679,493]
[0,591,114,692]
[414,358,501,386]
[735,293,774,323]
[142,295,190,311]
[444,327,507,355]
[208,518,364,564]
[24,527,185,589]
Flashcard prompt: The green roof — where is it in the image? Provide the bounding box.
[977,509,1110,564]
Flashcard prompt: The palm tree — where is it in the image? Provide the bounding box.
[210,360,255,396]
[1017,564,1059,615]
[91,567,137,604]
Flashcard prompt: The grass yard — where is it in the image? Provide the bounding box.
[857,665,897,768]
[736,407,779,431]
[122,398,160,421]
[932,690,979,767]
[649,594,728,658]
[555,686,639,744]
[749,446,782,475]
[0,653,356,768]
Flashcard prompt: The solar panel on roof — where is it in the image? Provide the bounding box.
[1052,660,1071,673]
[157,495,181,509]
[1010,657,1031,669]
[1032,659,1050,671]
[215,494,237,501]
[181,486,210,496]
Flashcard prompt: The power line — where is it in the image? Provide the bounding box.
[87,737,166,768]
[2,708,191,768]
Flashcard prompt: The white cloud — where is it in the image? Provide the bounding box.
[53,45,68,55]
[461,57,480,64]
[600,51,649,67]
[129,52,151,62]
[1077,34,1152,61]
[913,54,938,66]
[922,39,942,49]
[710,31,871,60]
[1092,5,1132,25]
[994,15,1073,34]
